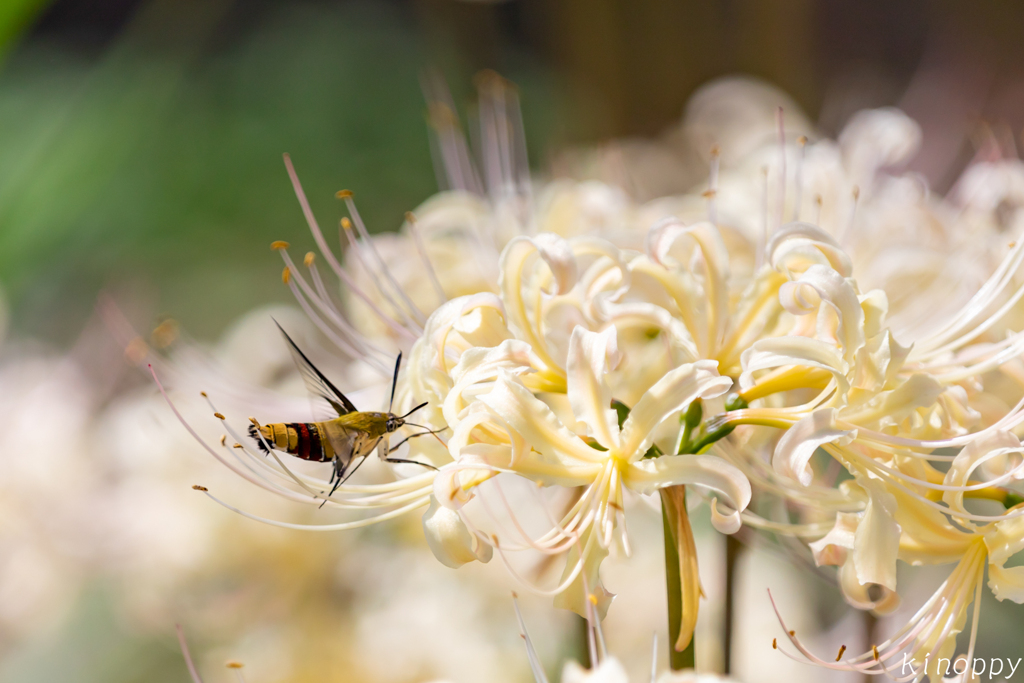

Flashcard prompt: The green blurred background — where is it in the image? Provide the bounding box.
[7,0,1024,347]
[4,1,1024,681]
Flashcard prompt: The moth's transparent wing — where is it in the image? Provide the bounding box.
[322,420,358,471]
[276,322,358,420]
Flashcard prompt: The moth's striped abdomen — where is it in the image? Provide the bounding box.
[250,422,334,462]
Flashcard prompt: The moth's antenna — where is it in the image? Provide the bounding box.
[399,401,428,419]
[389,352,402,412]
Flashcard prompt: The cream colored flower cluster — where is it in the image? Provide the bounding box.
[178,78,1024,682]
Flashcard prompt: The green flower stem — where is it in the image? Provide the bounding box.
[661,486,696,671]
[723,534,740,673]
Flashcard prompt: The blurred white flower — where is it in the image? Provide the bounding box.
[143,74,1024,683]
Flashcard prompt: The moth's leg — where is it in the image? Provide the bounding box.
[383,457,440,472]
[323,438,381,502]
[389,427,448,453]
[319,452,368,507]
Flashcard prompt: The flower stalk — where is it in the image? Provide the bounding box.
[661,484,699,670]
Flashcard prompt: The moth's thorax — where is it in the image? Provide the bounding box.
[330,411,390,439]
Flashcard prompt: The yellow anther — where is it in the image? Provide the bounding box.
[474,68,502,88]
[797,135,808,146]
[220,435,227,446]
[511,591,518,599]
[303,252,315,267]
[124,336,149,365]
[491,534,500,548]
[772,638,777,650]
[213,412,225,420]
[200,391,208,397]
[248,417,260,426]
[1010,241,1017,249]
[788,630,795,636]
[710,144,720,158]
[702,189,717,199]
[192,485,208,492]
[335,189,353,199]
[271,240,290,250]
[428,102,457,128]
[225,661,244,669]
[814,194,823,206]
[151,319,179,349]
[340,217,353,231]
[233,443,243,449]
[404,211,416,223]
[835,645,846,661]
[872,645,880,661]
[282,266,291,284]
[587,594,598,606]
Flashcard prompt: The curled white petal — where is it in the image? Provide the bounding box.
[772,409,856,486]
[985,513,1024,599]
[480,371,607,466]
[709,498,742,535]
[567,326,622,450]
[624,454,751,517]
[778,264,865,360]
[767,221,852,277]
[532,233,579,295]
[808,511,858,567]
[987,563,1024,603]
[422,496,493,568]
[739,335,849,399]
[837,560,901,614]
[619,359,731,459]
[853,475,901,592]
[943,431,1024,514]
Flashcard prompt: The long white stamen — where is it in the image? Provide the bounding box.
[176,625,205,683]
[707,145,720,226]
[913,234,1024,356]
[281,154,415,341]
[405,211,447,305]
[757,166,769,270]
[200,489,431,530]
[792,135,807,222]
[824,445,1024,523]
[580,565,600,667]
[304,257,389,363]
[837,185,859,245]
[513,595,550,683]
[338,217,423,330]
[341,196,427,326]
[776,107,786,231]
[281,267,390,374]
[150,366,318,503]
[650,632,658,683]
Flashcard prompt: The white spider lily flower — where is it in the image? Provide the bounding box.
[806,475,902,614]
[430,323,749,618]
[776,488,1024,682]
[142,72,1024,683]
[396,228,752,616]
